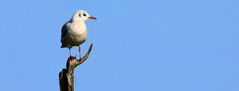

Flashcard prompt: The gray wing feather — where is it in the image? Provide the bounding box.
[61,23,68,43]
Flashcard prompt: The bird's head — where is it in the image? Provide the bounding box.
[72,10,96,22]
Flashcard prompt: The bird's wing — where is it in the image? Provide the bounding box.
[61,23,68,43]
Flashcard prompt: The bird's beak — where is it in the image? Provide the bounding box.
[89,16,96,20]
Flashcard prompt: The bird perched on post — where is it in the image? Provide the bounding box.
[61,10,96,57]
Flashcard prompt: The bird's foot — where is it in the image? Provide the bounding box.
[69,56,76,60]
[79,53,82,59]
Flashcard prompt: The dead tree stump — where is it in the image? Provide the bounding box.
[59,44,93,91]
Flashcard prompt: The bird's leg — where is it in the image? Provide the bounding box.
[68,48,72,57]
[79,46,81,59]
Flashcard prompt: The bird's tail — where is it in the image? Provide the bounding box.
[61,44,66,48]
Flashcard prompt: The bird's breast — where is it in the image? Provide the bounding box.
[68,22,87,42]
[69,22,86,34]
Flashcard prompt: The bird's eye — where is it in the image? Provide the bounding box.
[79,14,81,17]
[83,14,86,16]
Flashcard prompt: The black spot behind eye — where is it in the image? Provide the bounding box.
[83,14,86,16]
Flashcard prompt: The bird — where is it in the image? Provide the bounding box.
[61,10,96,57]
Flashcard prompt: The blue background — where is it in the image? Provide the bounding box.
[0,0,239,91]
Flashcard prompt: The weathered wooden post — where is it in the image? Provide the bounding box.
[59,44,93,91]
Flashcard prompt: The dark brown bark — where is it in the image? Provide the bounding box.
[59,44,93,91]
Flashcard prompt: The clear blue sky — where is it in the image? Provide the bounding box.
[0,0,239,91]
